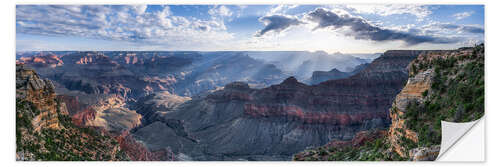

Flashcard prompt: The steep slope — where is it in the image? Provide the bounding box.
[293,44,484,161]
[130,50,422,160]
[16,64,129,161]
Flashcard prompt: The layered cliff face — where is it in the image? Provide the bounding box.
[16,65,129,161]
[386,68,435,160]
[294,44,484,161]
[130,50,421,160]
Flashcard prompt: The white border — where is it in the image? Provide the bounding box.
[2,0,496,167]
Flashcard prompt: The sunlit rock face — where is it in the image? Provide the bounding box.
[131,50,421,160]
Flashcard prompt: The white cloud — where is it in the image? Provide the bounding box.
[267,4,299,15]
[453,11,474,20]
[208,5,232,17]
[344,4,432,20]
[131,5,147,15]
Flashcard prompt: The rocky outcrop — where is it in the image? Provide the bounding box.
[16,64,65,132]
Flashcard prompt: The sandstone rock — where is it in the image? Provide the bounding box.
[16,64,61,132]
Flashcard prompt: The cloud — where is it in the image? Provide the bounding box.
[16,5,234,49]
[453,11,474,20]
[255,15,303,37]
[132,5,148,15]
[267,4,299,15]
[306,8,454,45]
[208,5,232,17]
[344,4,432,20]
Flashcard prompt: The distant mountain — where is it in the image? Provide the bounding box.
[349,53,383,60]
[308,63,370,85]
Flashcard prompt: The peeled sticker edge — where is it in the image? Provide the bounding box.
[436,118,483,161]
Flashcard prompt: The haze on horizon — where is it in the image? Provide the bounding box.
[16,5,484,53]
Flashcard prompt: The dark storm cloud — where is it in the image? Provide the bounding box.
[306,8,455,45]
[255,15,303,37]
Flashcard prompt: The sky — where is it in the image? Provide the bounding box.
[16,5,484,53]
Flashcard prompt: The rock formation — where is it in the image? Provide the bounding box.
[16,64,65,132]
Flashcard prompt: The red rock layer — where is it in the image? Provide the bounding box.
[244,104,388,125]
